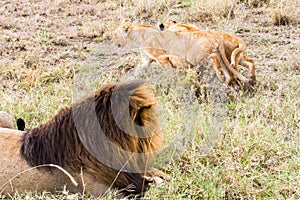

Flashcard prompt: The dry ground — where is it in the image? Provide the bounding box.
[0,0,299,199]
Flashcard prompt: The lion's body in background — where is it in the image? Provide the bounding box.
[162,19,256,83]
[112,19,234,83]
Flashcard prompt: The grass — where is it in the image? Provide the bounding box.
[0,0,299,199]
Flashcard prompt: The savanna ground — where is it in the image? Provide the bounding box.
[0,0,299,199]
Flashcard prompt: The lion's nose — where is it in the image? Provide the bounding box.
[117,44,121,47]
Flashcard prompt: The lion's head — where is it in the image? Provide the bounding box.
[112,19,160,49]
[158,19,177,31]
[112,18,133,48]
[159,19,198,32]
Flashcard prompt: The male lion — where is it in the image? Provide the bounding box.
[160,19,256,83]
[113,19,236,84]
[0,80,167,197]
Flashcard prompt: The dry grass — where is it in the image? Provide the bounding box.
[0,0,299,199]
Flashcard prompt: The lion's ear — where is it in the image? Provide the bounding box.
[122,18,132,33]
[124,25,129,33]
[159,23,165,31]
[122,18,131,23]
[134,105,154,126]
[166,19,177,24]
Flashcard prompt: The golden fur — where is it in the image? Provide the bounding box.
[160,19,199,32]
[0,80,166,197]
[161,19,256,83]
[112,19,235,84]
[112,19,192,73]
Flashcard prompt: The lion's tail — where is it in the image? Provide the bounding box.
[217,42,250,83]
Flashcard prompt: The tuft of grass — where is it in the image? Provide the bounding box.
[268,0,300,25]
[188,0,236,23]
[239,0,271,8]
[272,11,291,26]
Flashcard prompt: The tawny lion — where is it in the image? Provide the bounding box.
[112,19,192,73]
[0,80,167,197]
[160,19,256,83]
[112,19,237,84]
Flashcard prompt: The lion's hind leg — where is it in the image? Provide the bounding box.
[165,55,192,69]
[230,40,246,71]
[213,45,252,85]
[218,46,252,85]
[154,54,192,69]
[239,54,256,84]
[154,55,173,68]
[210,51,230,84]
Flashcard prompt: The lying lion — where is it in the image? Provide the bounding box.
[160,19,256,83]
[113,19,236,84]
[112,19,193,76]
[0,80,167,197]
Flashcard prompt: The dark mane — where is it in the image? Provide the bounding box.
[20,80,162,194]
